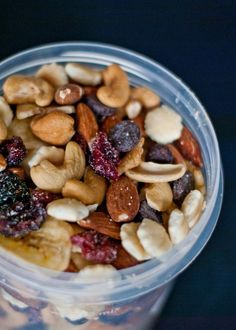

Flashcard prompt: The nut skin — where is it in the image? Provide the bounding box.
[106,176,139,223]
[3,75,54,107]
[112,244,140,269]
[0,154,7,172]
[55,83,84,105]
[76,103,98,143]
[30,141,85,193]
[78,212,121,240]
[97,64,130,108]
[132,113,146,137]
[101,115,121,135]
[8,167,26,180]
[30,110,75,145]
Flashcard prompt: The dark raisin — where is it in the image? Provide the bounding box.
[108,120,141,153]
[138,200,162,223]
[84,95,116,117]
[0,136,26,166]
[0,171,30,210]
[0,200,46,238]
[146,143,173,163]
[172,170,194,206]
[65,318,88,325]
[71,230,118,264]
[31,189,58,206]
[89,132,120,181]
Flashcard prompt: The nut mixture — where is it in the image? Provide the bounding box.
[0,62,205,273]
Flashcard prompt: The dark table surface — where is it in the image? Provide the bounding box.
[1,1,235,329]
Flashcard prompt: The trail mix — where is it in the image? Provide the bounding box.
[0,62,206,272]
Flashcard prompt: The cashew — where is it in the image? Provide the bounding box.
[30,141,85,192]
[62,167,107,205]
[125,99,142,119]
[26,146,65,168]
[0,118,8,140]
[145,182,173,212]
[0,96,14,126]
[71,252,94,270]
[118,138,144,175]
[131,86,161,108]
[125,161,186,183]
[3,75,54,107]
[168,209,189,244]
[47,198,89,222]
[36,63,69,88]
[16,104,75,120]
[137,219,172,258]
[181,190,204,228]
[145,105,183,144]
[65,63,102,86]
[97,64,130,107]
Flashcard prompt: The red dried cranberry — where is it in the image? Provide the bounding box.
[0,136,26,166]
[138,200,162,223]
[71,230,118,264]
[89,132,119,181]
[31,189,58,206]
[146,143,173,164]
[172,170,194,206]
[83,95,116,117]
[108,120,141,153]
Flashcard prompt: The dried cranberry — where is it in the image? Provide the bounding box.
[138,200,162,223]
[83,95,116,117]
[31,189,58,206]
[146,143,173,164]
[172,170,194,206]
[89,132,120,181]
[0,200,46,238]
[108,120,141,153]
[0,136,26,166]
[71,230,118,264]
[72,132,88,153]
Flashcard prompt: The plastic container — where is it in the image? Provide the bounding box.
[0,42,223,330]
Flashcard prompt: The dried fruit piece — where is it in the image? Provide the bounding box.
[0,136,26,166]
[8,167,26,180]
[145,182,173,212]
[76,103,98,143]
[112,244,140,269]
[54,83,84,105]
[118,138,144,175]
[138,200,162,223]
[106,176,139,222]
[108,120,141,153]
[137,219,172,258]
[126,161,186,183]
[175,127,203,167]
[181,190,204,228]
[131,86,160,109]
[72,132,88,153]
[146,143,173,164]
[168,209,189,244]
[78,212,121,240]
[172,170,194,206]
[71,230,118,264]
[31,189,58,206]
[89,132,120,181]
[84,95,116,117]
[145,105,183,144]
[120,222,150,261]
[101,115,121,135]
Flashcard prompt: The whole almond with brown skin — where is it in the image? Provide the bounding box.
[101,115,121,135]
[8,167,26,180]
[166,144,186,165]
[55,83,84,105]
[78,212,121,240]
[132,113,146,137]
[83,86,97,96]
[76,103,98,142]
[30,111,75,145]
[112,244,139,269]
[175,127,203,167]
[106,176,139,223]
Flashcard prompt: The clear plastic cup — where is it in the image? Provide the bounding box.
[0,42,223,330]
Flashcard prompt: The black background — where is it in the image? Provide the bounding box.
[1,1,236,329]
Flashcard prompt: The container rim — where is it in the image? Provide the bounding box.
[0,42,223,302]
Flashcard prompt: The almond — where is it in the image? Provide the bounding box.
[30,111,75,145]
[78,212,121,240]
[166,143,186,165]
[83,86,98,96]
[8,167,26,180]
[101,115,121,135]
[175,127,203,167]
[112,244,140,269]
[54,83,84,105]
[106,176,139,223]
[76,103,98,142]
[132,113,146,137]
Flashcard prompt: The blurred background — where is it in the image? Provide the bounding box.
[1,1,235,329]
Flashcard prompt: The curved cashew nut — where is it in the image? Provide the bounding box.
[0,96,13,127]
[36,63,69,88]
[65,63,102,86]
[62,167,107,205]
[3,75,54,107]
[30,141,85,193]
[97,64,130,107]
[131,86,161,109]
